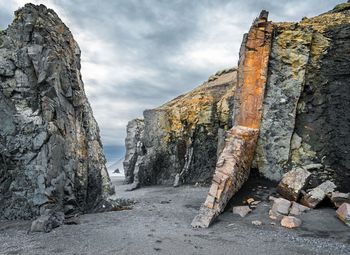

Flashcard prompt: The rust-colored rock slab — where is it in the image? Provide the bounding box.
[191,126,258,228]
[235,13,273,129]
[191,11,273,228]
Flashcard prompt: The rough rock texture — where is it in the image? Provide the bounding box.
[269,197,291,220]
[328,191,350,208]
[124,4,350,192]
[124,68,237,186]
[281,216,302,229]
[191,126,259,228]
[123,118,144,185]
[0,4,113,223]
[277,168,312,201]
[191,11,272,228]
[300,180,336,208]
[252,5,350,187]
[232,206,252,217]
[336,203,350,227]
[289,202,310,216]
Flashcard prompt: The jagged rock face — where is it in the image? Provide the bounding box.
[124,69,237,185]
[124,4,350,191]
[255,6,350,190]
[0,4,113,220]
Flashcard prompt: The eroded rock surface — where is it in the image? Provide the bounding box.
[277,168,312,201]
[124,5,350,192]
[0,4,113,225]
[124,68,237,186]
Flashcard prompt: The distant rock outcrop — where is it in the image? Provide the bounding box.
[124,4,350,192]
[0,4,114,227]
[124,68,237,187]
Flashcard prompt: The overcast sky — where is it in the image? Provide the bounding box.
[1,0,343,162]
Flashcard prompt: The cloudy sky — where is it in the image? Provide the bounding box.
[1,0,343,162]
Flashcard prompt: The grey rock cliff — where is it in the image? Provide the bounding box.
[0,4,113,223]
[123,6,350,192]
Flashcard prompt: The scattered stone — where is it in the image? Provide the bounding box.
[251,200,261,206]
[247,198,255,204]
[252,220,263,226]
[232,206,252,217]
[300,180,336,208]
[289,202,310,216]
[64,216,80,225]
[336,203,350,227]
[270,222,276,225]
[281,216,302,229]
[269,197,291,220]
[271,198,291,215]
[30,215,53,233]
[277,168,312,201]
[327,191,350,208]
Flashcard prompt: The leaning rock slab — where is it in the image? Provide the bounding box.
[277,168,311,201]
[336,203,350,227]
[281,216,302,229]
[301,181,336,208]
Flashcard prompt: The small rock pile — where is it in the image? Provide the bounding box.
[232,168,350,229]
[273,168,350,228]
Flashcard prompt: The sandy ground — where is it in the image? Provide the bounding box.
[0,176,349,255]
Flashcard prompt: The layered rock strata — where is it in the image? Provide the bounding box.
[0,4,113,225]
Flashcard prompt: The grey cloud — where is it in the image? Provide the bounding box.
[3,0,344,161]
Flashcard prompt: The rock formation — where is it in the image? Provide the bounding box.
[124,3,350,194]
[124,68,237,186]
[0,4,113,228]
[192,11,273,228]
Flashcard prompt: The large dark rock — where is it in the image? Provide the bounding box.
[0,4,113,225]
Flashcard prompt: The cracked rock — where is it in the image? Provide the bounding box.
[277,168,311,201]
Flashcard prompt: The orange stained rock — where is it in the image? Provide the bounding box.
[191,11,273,228]
[235,17,273,129]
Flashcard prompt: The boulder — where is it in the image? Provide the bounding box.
[281,216,302,229]
[232,206,252,217]
[269,197,291,220]
[336,203,350,227]
[327,192,350,208]
[30,211,64,232]
[289,202,310,216]
[300,181,336,208]
[277,168,311,201]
